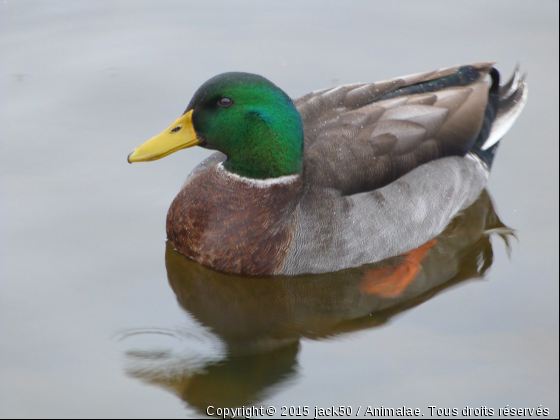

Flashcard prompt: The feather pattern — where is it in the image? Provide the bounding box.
[278,62,525,274]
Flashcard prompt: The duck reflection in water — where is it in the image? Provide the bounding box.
[121,190,513,414]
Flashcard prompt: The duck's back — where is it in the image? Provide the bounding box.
[295,62,525,195]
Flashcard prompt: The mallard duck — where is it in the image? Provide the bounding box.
[128,62,527,276]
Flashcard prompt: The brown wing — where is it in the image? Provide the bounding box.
[294,62,494,195]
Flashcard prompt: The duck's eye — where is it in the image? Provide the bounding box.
[218,97,233,108]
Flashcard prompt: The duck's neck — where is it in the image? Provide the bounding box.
[222,110,304,180]
[218,162,301,187]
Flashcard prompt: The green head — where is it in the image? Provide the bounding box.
[189,72,304,179]
[128,72,304,180]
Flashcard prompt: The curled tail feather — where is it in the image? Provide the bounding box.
[472,65,528,167]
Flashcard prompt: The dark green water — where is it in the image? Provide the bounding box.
[1,1,558,418]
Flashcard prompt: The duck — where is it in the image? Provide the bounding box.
[128,62,527,276]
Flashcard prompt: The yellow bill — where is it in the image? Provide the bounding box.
[127,110,202,163]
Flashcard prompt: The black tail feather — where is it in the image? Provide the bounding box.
[472,68,501,167]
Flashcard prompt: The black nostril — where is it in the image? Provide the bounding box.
[170,126,182,133]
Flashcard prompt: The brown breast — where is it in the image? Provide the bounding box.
[166,164,302,276]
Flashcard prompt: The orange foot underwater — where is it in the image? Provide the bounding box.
[359,239,438,298]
